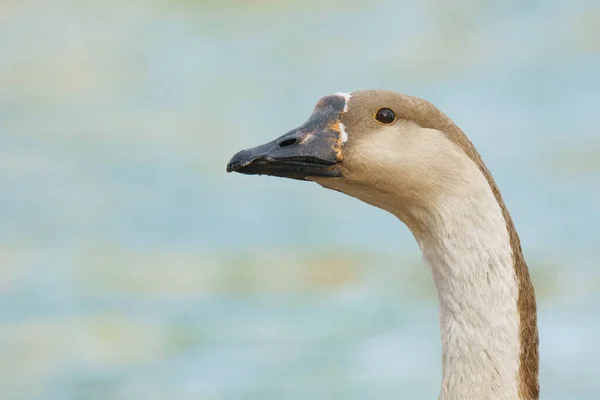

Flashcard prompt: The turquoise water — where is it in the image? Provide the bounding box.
[1,0,599,398]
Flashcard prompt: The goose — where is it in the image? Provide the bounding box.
[226,90,539,400]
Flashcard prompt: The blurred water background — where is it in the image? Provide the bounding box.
[1,0,599,399]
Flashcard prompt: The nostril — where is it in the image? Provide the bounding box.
[279,138,297,148]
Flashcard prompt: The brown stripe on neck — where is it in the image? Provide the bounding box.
[465,148,540,400]
[402,95,540,399]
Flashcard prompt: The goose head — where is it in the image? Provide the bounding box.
[227,90,492,233]
[226,90,540,399]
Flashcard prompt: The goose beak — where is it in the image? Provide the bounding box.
[226,96,347,180]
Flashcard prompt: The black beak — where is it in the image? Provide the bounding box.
[226,95,347,180]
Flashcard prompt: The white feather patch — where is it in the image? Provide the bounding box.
[339,122,348,143]
[335,92,352,113]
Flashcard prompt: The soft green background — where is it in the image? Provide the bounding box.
[1,0,599,399]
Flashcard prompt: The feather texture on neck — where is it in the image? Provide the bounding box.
[415,177,520,400]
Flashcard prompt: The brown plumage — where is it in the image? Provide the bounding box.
[347,91,539,398]
[227,90,540,399]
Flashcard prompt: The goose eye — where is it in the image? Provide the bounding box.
[375,108,396,124]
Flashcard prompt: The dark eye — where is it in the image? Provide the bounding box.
[375,108,395,124]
